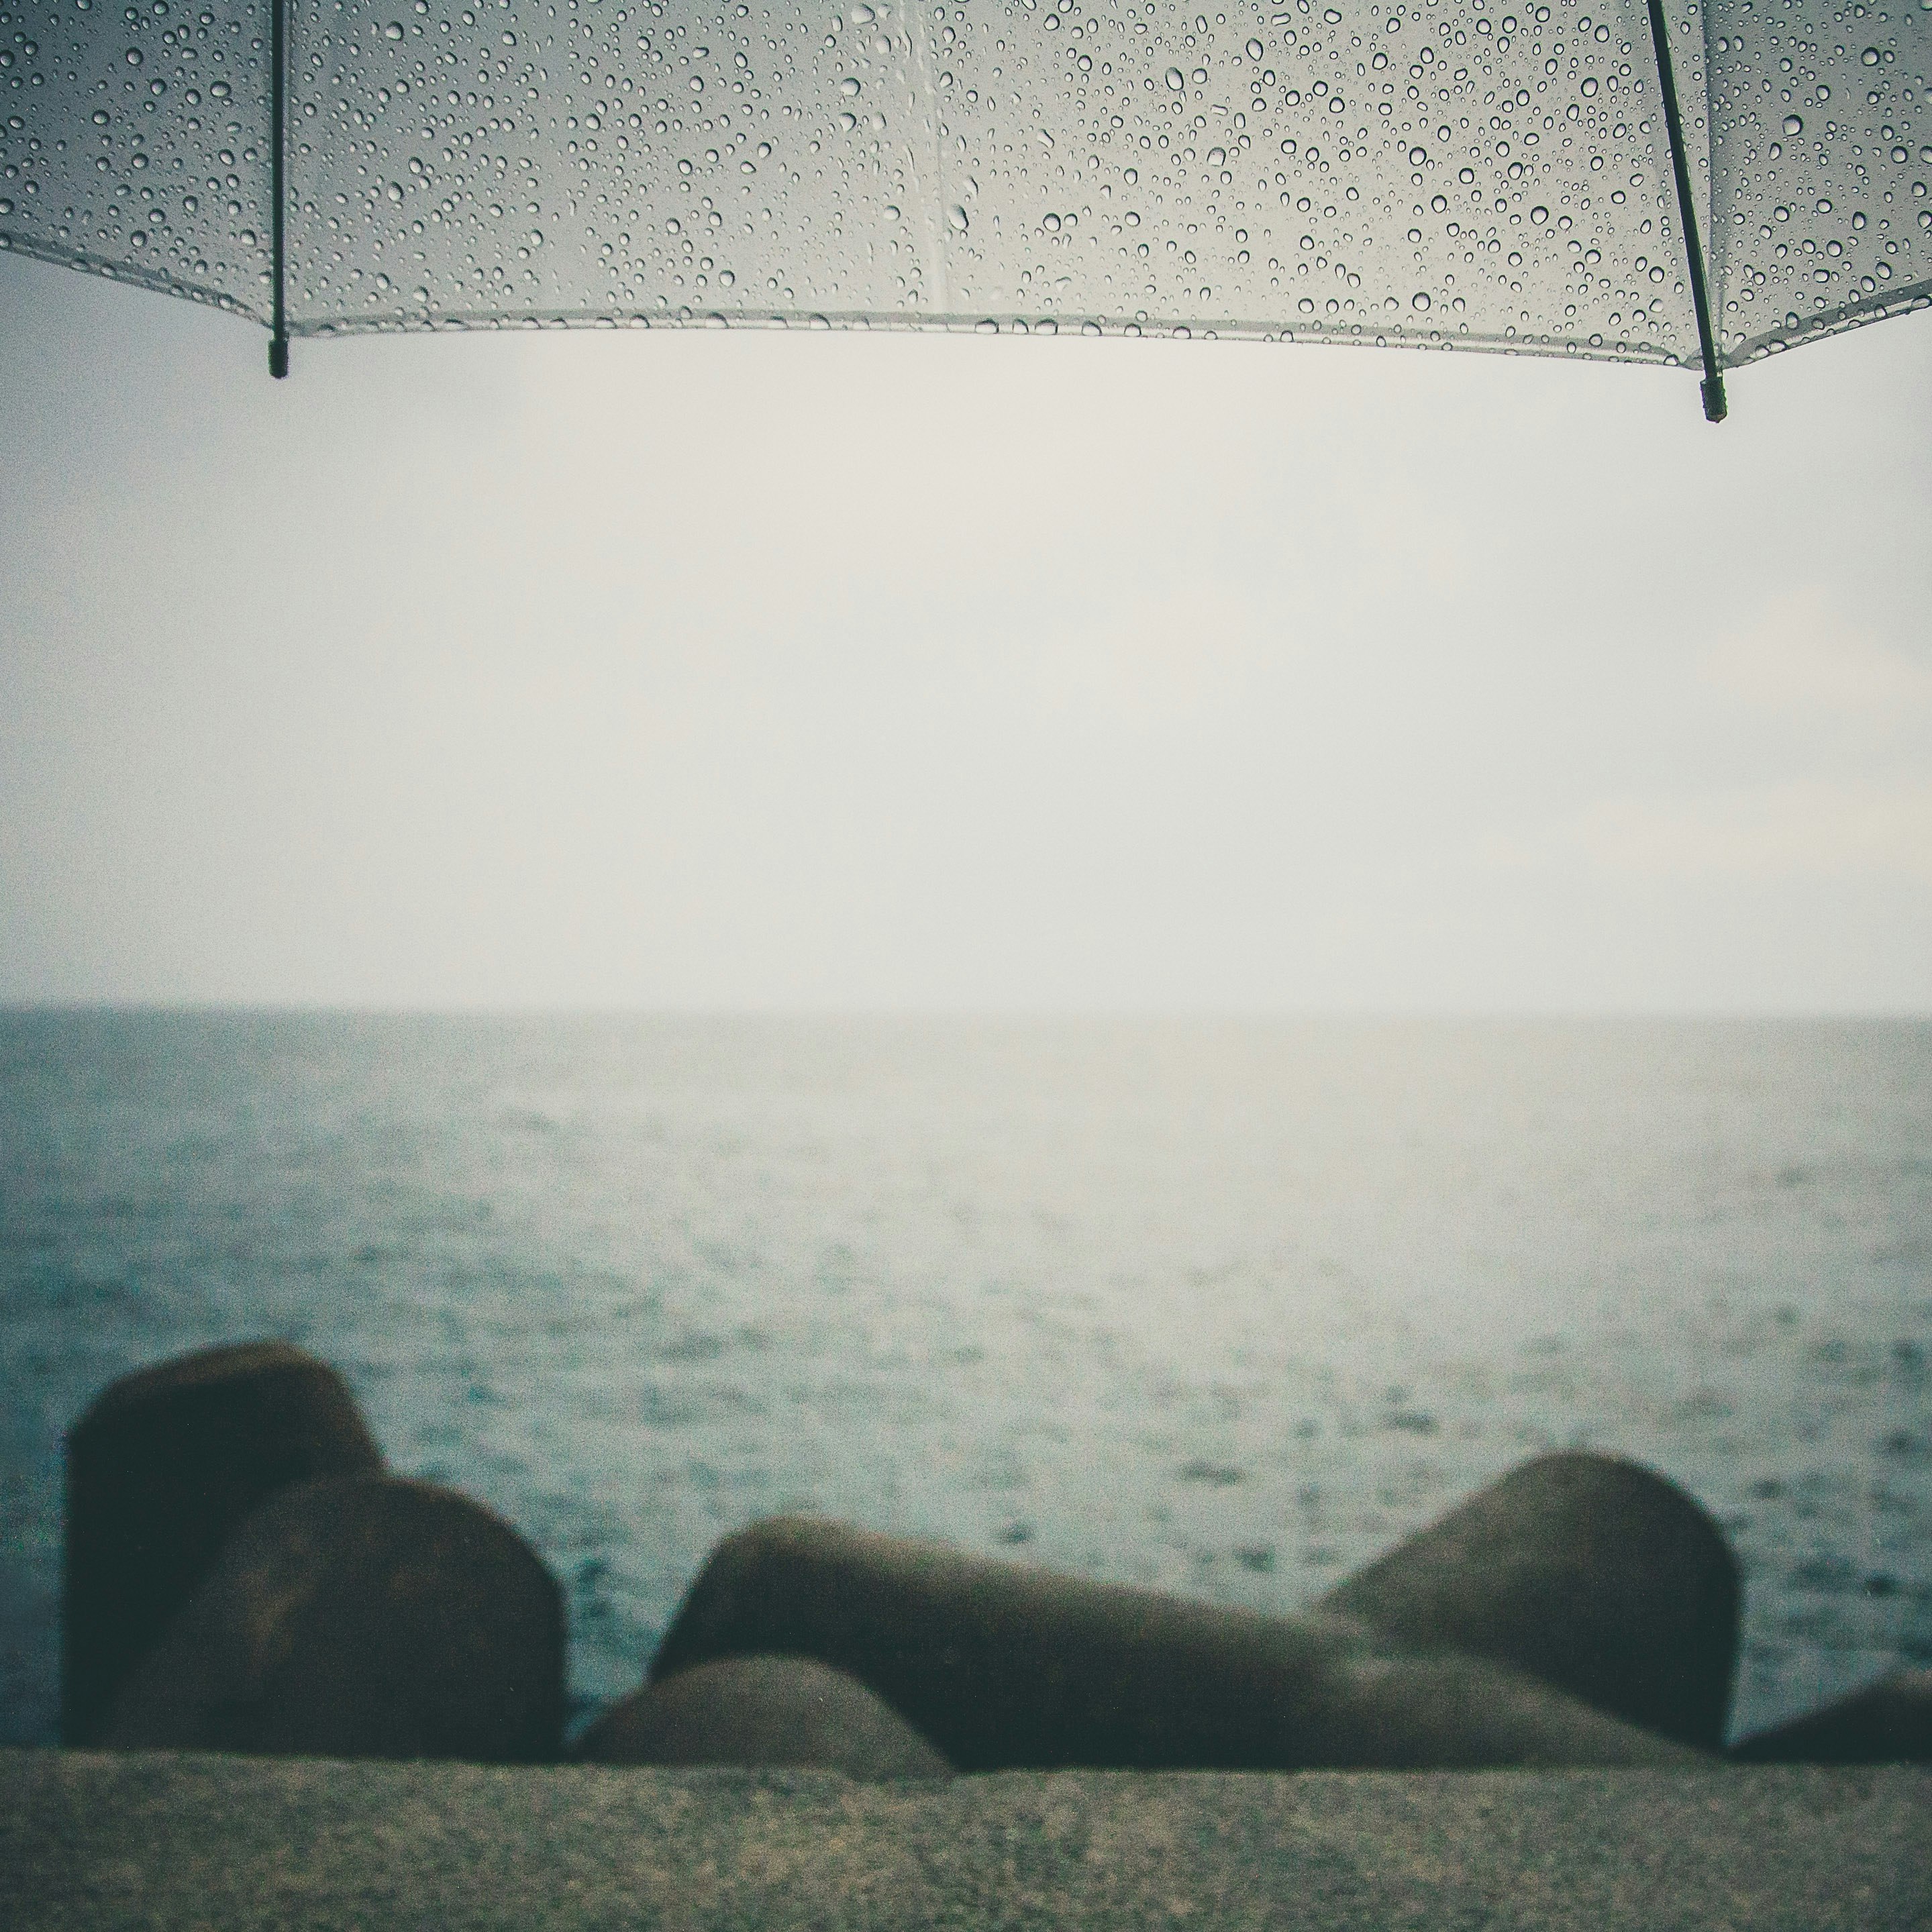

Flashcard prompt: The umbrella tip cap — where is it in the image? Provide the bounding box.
[269,334,289,380]
[1700,373,1727,423]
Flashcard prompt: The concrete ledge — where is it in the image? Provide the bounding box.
[3,1750,1925,1929]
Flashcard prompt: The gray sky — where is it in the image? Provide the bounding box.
[3,251,1929,1012]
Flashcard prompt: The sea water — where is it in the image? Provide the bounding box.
[1,1011,1927,1748]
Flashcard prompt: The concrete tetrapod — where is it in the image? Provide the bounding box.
[62,1341,385,1746]
[1730,1670,1932,1764]
[578,1654,954,1778]
[649,1515,1698,1772]
[105,1474,565,1764]
[1320,1451,1740,1750]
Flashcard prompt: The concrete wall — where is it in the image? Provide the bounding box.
[3,1750,1924,1930]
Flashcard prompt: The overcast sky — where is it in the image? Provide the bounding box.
[2,251,1929,1013]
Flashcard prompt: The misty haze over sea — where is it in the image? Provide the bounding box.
[2,1010,1926,1747]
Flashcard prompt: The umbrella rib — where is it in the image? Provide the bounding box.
[269,0,289,379]
[1642,0,1725,423]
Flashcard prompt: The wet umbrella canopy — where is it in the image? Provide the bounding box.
[1,0,1927,414]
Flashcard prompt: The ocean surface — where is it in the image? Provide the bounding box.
[2,1011,1927,1750]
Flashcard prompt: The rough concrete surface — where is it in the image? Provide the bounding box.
[2,1750,1925,1931]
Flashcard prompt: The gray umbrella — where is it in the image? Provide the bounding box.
[2,0,1926,416]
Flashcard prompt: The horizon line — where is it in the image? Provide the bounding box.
[3,1001,1929,1024]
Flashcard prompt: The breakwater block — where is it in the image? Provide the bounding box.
[103,1475,565,1764]
[649,1515,1694,1770]
[62,1341,385,1746]
[1731,1670,1932,1765]
[1320,1451,1739,1749]
[578,1654,953,1778]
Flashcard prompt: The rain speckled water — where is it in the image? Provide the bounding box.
[1,1011,1927,1748]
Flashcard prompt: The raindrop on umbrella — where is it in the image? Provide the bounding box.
[2,0,1924,422]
